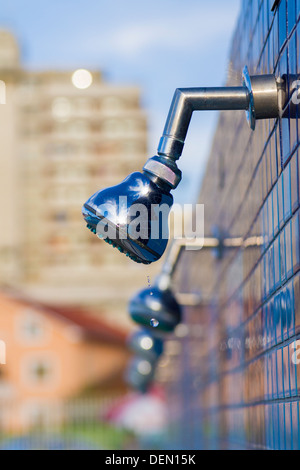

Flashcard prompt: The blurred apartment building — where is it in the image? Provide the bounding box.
[0,30,159,324]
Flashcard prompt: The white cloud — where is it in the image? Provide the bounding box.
[107,2,239,59]
[70,1,240,64]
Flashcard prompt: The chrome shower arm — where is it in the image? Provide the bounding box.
[159,238,218,278]
[157,86,250,160]
[143,66,280,190]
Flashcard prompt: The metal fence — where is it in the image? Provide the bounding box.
[0,396,136,450]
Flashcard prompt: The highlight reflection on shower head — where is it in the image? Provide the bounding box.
[127,329,164,361]
[124,356,155,393]
[82,66,282,264]
[129,284,182,333]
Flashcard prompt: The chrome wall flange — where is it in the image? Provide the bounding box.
[242,65,279,130]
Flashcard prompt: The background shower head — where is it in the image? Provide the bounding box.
[129,284,182,333]
[124,357,155,393]
[127,329,164,361]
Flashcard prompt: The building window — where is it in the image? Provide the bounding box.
[101,95,123,111]
[48,234,70,253]
[123,140,144,154]
[52,97,72,122]
[125,118,141,132]
[53,211,68,223]
[54,164,68,179]
[22,355,58,388]
[16,310,49,345]
[75,97,92,112]
[69,120,89,135]
[45,142,71,158]
[46,186,67,203]
[67,186,88,203]
[102,118,124,134]
[31,361,51,383]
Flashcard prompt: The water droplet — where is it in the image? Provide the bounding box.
[150,318,159,328]
[147,275,153,295]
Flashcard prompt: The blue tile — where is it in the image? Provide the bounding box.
[279,403,287,449]
[285,222,293,277]
[283,163,292,220]
[291,402,300,449]
[273,185,279,236]
[288,0,297,35]
[278,173,285,227]
[277,348,284,398]
[286,280,295,337]
[280,230,287,283]
[294,274,300,333]
[292,212,300,272]
[280,116,291,165]
[170,0,300,450]
[291,153,299,211]
[290,340,298,396]
[285,403,292,449]
[278,0,288,51]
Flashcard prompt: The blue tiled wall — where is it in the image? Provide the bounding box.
[168,0,300,450]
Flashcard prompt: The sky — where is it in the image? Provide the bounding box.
[0,0,241,204]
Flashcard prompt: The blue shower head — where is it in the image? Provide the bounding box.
[82,171,173,264]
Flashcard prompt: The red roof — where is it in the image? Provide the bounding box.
[0,288,128,345]
[45,305,128,344]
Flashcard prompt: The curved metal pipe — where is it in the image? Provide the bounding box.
[156,234,263,293]
[158,87,250,160]
[143,68,280,189]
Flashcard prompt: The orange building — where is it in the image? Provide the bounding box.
[0,289,130,432]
